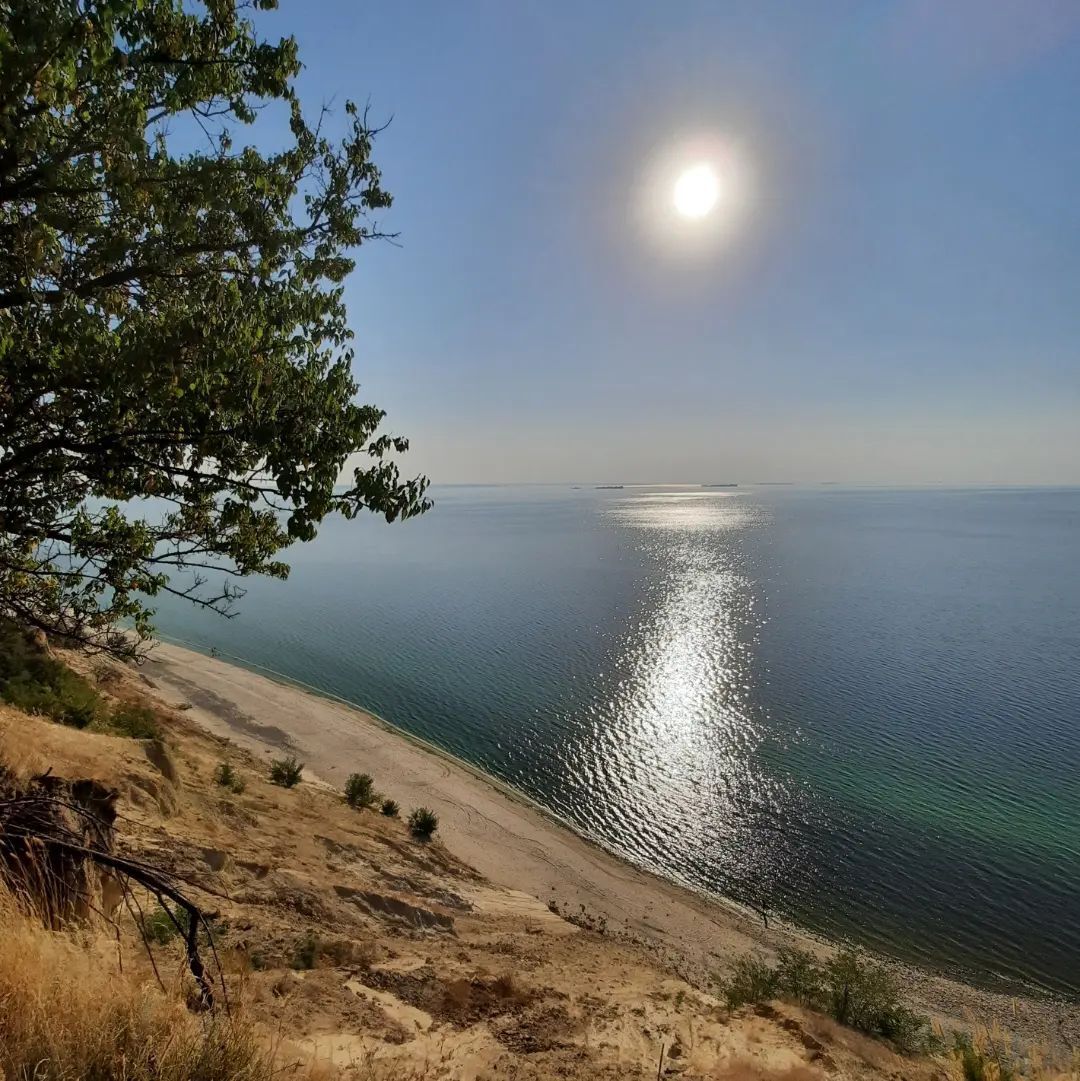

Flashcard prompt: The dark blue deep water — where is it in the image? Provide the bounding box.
[151,486,1080,996]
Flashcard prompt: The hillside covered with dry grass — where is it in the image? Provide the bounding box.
[0,637,1076,1081]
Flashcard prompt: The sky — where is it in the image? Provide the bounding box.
[260,1,1080,485]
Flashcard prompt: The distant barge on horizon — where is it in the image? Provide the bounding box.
[702,483,738,488]
[595,485,624,489]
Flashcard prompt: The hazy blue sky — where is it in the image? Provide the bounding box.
[265,1,1079,484]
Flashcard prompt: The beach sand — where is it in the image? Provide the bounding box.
[143,640,1066,1043]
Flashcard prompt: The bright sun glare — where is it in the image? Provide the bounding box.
[673,163,720,219]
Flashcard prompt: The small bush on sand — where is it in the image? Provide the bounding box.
[140,906,192,947]
[408,806,439,839]
[381,798,400,817]
[824,948,928,1049]
[269,755,303,788]
[106,702,160,740]
[344,772,376,808]
[723,952,779,1009]
[214,761,245,794]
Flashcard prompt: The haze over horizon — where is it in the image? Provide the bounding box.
[275,1,1080,487]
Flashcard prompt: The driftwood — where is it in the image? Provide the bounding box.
[0,767,224,1012]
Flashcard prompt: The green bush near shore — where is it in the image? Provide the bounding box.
[380,798,400,817]
[720,946,932,1053]
[269,755,303,788]
[724,953,780,1008]
[344,772,376,809]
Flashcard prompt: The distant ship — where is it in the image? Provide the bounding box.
[595,485,624,490]
[702,483,738,488]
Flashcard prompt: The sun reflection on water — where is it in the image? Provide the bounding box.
[579,491,792,904]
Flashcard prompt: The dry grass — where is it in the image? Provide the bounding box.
[944,1021,1080,1081]
[0,886,272,1081]
[0,708,49,781]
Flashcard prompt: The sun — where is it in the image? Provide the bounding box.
[672,163,720,219]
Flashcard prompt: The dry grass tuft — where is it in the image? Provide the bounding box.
[0,886,272,1081]
[0,710,49,781]
[945,1021,1080,1081]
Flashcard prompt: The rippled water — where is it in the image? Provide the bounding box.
[151,485,1080,996]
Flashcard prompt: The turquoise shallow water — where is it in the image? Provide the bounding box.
[150,485,1080,997]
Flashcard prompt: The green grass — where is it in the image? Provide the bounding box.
[0,620,103,727]
[0,619,162,739]
[104,702,160,740]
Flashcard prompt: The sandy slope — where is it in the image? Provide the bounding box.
[142,641,1064,1046]
[0,690,896,1081]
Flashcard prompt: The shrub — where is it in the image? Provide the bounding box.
[214,762,245,794]
[953,1030,1015,1081]
[0,620,167,740]
[720,946,932,1053]
[824,948,928,1048]
[0,620,104,728]
[380,798,400,817]
[774,946,824,1006]
[723,952,779,1009]
[344,772,376,809]
[408,806,439,839]
[140,906,191,947]
[291,931,318,970]
[269,755,303,788]
[106,702,160,740]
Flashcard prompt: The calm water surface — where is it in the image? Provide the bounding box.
[151,486,1080,996]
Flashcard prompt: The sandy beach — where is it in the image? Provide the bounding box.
[143,639,1066,1043]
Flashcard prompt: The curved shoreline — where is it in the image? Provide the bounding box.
[151,633,778,926]
[142,636,1068,1046]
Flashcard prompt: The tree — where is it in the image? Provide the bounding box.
[0,0,429,658]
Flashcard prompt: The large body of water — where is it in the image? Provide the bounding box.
[151,485,1080,996]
